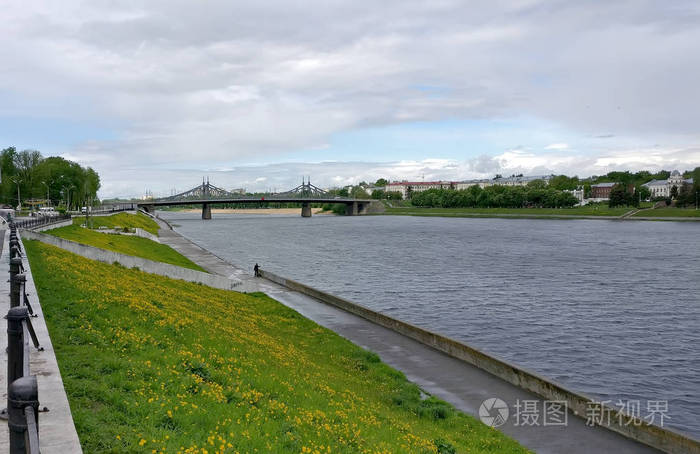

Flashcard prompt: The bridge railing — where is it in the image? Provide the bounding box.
[5,223,43,454]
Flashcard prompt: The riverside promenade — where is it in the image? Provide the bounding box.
[152,215,662,454]
[0,226,83,452]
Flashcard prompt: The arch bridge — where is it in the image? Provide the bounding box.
[138,179,372,219]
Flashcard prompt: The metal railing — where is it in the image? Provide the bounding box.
[4,223,43,453]
[13,213,71,230]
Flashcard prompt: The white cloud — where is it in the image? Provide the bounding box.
[90,145,699,198]
[1,0,699,197]
[544,143,569,150]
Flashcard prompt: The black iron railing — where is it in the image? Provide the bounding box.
[4,223,43,453]
[13,214,71,230]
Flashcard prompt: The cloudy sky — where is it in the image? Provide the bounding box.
[2,0,699,198]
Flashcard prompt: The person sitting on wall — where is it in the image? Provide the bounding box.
[254,263,260,277]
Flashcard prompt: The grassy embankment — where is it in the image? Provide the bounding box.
[26,241,528,454]
[46,223,205,272]
[75,211,161,235]
[632,208,700,217]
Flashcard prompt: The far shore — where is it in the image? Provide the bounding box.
[178,207,330,215]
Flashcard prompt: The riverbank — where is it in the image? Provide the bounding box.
[379,205,700,220]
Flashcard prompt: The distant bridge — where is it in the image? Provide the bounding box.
[138,179,372,219]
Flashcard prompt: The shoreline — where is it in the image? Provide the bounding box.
[378,208,700,222]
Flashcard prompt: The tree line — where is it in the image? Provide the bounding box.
[411,183,579,209]
[1,147,100,210]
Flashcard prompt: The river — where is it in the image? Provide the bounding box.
[159,211,700,437]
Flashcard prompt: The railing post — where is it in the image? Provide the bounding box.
[10,273,26,308]
[7,306,29,394]
[8,375,39,454]
[11,244,21,259]
[10,257,23,281]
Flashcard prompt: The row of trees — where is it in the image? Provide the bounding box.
[1,147,100,210]
[411,185,579,209]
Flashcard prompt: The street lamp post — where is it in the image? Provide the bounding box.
[42,181,51,207]
[10,177,22,211]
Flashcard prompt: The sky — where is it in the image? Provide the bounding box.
[2,0,700,198]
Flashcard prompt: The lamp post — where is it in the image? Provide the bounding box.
[10,177,22,211]
[42,181,51,207]
[61,185,75,211]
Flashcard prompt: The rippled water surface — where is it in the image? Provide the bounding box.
[160,212,700,437]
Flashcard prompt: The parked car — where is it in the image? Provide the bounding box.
[39,207,59,217]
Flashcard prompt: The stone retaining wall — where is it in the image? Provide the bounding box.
[260,269,699,454]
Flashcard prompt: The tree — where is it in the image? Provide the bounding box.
[677,183,695,207]
[0,147,100,208]
[374,178,388,187]
[636,185,651,201]
[526,179,547,190]
[549,175,579,191]
[670,185,679,199]
[350,185,370,199]
[608,184,637,207]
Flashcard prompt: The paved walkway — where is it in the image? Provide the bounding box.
[0,227,83,453]
[152,216,660,454]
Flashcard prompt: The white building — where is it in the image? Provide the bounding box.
[384,181,455,199]
[454,180,492,190]
[642,170,693,198]
[567,188,585,204]
[490,175,552,186]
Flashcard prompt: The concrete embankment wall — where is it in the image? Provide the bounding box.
[88,227,160,243]
[260,269,699,454]
[20,229,249,292]
[33,219,73,232]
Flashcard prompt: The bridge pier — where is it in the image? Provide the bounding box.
[301,202,312,217]
[202,203,212,220]
[345,201,359,216]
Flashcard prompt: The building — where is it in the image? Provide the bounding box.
[453,175,551,190]
[567,188,585,205]
[642,170,693,199]
[364,185,384,195]
[384,181,455,199]
[454,180,492,190]
[590,182,617,200]
[490,175,552,186]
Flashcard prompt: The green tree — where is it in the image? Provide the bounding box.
[670,185,679,199]
[608,184,637,207]
[676,183,694,207]
[0,147,100,208]
[526,179,547,189]
[549,175,579,191]
[637,185,651,201]
[374,178,388,187]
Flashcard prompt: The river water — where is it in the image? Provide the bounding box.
[159,211,700,437]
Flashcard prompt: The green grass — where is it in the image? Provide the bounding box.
[382,205,632,217]
[633,208,700,217]
[76,212,161,235]
[47,225,206,272]
[25,241,529,454]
